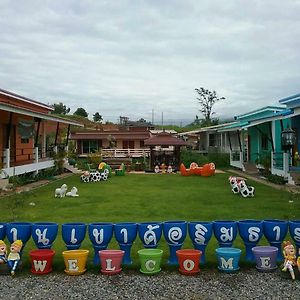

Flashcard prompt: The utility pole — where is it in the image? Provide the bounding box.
[162,112,164,129]
[152,109,154,125]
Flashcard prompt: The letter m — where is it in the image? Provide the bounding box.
[220,257,233,269]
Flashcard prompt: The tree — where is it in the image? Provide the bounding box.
[138,118,147,123]
[195,87,225,125]
[73,107,88,118]
[93,112,103,123]
[51,102,70,115]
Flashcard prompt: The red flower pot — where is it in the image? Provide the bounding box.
[29,249,55,275]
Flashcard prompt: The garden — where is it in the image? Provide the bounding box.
[1,170,299,273]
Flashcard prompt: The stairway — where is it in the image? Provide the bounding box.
[243,162,259,175]
[63,163,82,174]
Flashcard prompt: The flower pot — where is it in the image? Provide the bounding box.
[216,247,241,273]
[62,249,89,275]
[213,220,237,247]
[62,223,86,250]
[138,222,162,248]
[32,222,58,249]
[252,246,278,272]
[0,223,6,240]
[176,249,202,275]
[6,222,32,250]
[29,249,55,275]
[138,248,163,275]
[99,250,124,275]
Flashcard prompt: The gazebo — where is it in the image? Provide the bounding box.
[144,131,186,170]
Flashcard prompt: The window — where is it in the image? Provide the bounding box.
[21,138,29,144]
[82,140,99,153]
[140,140,145,148]
[209,134,216,147]
[123,141,135,149]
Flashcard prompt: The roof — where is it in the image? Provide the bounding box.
[0,88,53,111]
[70,131,150,140]
[178,122,236,135]
[144,131,186,146]
[279,93,300,108]
[234,106,285,121]
[150,129,178,134]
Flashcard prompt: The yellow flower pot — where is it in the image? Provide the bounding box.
[62,250,89,275]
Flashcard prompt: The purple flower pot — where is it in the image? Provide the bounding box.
[252,246,278,272]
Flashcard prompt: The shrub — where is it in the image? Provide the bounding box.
[265,173,287,185]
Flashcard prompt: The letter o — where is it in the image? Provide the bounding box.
[183,259,195,271]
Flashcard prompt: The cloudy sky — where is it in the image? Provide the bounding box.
[0,0,299,125]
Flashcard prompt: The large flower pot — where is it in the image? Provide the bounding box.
[188,221,213,264]
[213,220,237,247]
[215,247,242,273]
[138,248,163,275]
[289,220,300,255]
[6,222,32,250]
[62,249,89,275]
[114,222,137,265]
[32,222,58,249]
[88,222,114,265]
[0,223,6,240]
[62,223,86,250]
[29,249,55,275]
[238,220,263,262]
[99,250,124,275]
[252,246,278,272]
[138,222,162,248]
[263,219,288,261]
[176,249,202,275]
[163,220,187,265]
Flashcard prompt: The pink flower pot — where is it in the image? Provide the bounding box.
[99,250,125,275]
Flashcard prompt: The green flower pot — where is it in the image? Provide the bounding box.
[138,248,163,275]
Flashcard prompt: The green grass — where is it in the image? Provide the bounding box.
[1,172,298,272]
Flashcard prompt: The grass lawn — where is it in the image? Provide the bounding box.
[1,172,298,271]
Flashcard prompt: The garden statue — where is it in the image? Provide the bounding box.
[66,187,79,197]
[282,240,297,280]
[229,176,240,194]
[238,180,255,197]
[0,240,7,264]
[154,165,160,173]
[7,240,23,275]
[54,184,68,198]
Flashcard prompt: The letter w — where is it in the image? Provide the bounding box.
[34,260,47,272]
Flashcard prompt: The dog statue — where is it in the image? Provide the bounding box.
[66,187,79,197]
[54,184,68,198]
[238,180,255,198]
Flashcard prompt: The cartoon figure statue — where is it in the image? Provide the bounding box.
[282,241,297,280]
[0,240,7,264]
[7,240,23,276]
[298,248,300,272]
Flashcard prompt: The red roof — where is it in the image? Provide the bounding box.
[70,131,150,140]
[144,131,186,146]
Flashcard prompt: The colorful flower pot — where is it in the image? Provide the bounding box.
[252,246,278,272]
[6,222,32,250]
[62,223,86,250]
[289,220,300,254]
[215,247,242,273]
[138,222,162,248]
[99,250,124,275]
[0,223,6,240]
[88,222,114,265]
[29,249,55,275]
[213,220,237,247]
[138,248,163,275]
[31,222,58,249]
[263,219,288,261]
[176,249,202,275]
[62,249,89,275]
[114,222,137,265]
[163,220,187,265]
[188,221,213,264]
[238,220,263,262]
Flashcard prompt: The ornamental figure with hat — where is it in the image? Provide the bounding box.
[0,240,7,264]
[282,241,297,280]
[7,240,23,276]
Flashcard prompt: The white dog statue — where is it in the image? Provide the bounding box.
[54,184,68,198]
[66,187,79,197]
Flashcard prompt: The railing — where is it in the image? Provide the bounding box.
[231,150,241,161]
[272,152,284,170]
[90,149,150,158]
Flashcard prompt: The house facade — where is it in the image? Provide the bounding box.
[0,88,82,178]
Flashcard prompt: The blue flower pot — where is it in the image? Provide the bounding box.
[114,222,137,264]
[62,223,86,250]
[163,220,187,265]
[289,220,300,255]
[6,222,32,250]
[263,219,288,261]
[188,221,213,264]
[216,247,242,273]
[238,220,263,262]
[32,222,58,249]
[88,222,114,265]
[0,223,6,240]
[213,220,237,247]
[138,222,162,248]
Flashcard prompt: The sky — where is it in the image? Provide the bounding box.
[0,0,300,125]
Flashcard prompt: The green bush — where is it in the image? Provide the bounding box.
[265,173,287,185]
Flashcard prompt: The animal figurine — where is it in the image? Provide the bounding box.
[7,240,23,276]
[154,165,160,173]
[54,184,68,198]
[66,187,79,197]
[167,165,173,173]
[282,241,297,280]
[0,240,7,264]
[238,180,255,197]
[229,176,240,194]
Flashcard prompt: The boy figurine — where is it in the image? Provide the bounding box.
[7,240,23,276]
[282,241,297,280]
[0,240,7,264]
